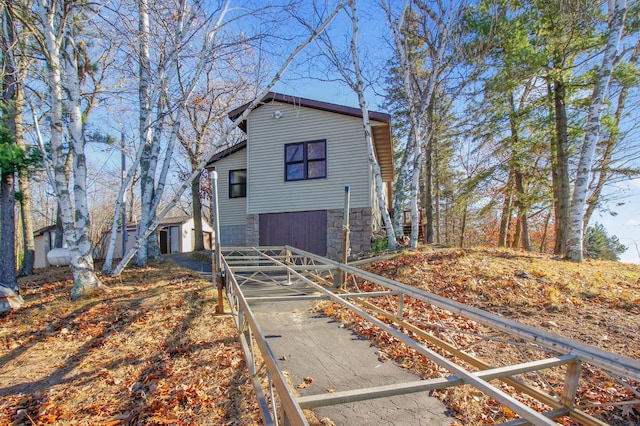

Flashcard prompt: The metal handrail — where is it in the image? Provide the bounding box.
[222,254,309,426]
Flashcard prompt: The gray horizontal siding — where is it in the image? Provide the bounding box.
[247,102,372,214]
[212,149,247,227]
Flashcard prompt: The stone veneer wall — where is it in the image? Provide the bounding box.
[246,214,259,247]
[220,225,246,247]
[327,207,373,261]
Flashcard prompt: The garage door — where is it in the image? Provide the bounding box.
[259,211,327,256]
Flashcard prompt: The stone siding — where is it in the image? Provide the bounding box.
[327,207,373,261]
[220,225,246,247]
[246,214,259,247]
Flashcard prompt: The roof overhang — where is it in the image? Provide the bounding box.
[205,140,247,170]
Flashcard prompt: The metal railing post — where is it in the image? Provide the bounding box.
[211,171,224,314]
[561,359,582,409]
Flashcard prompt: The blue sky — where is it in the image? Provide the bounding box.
[598,178,640,264]
[275,70,640,264]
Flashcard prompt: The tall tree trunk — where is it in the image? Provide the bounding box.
[0,172,17,292]
[584,38,639,228]
[540,210,551,253]
[434,145,441,244]
[392,140,414,239]
[424,138,434,244]
[135,0,153,266]
[36,0,102,299]
[567,0,627,262]
[514,169,531,251]
[54,151,73,249]
[409,145,422,248]
[552,77,570,255]
[15,86,35,277]
[63,20,102,298]
[512,219,521,249]
[459,203,467,248]
[499,170,514,247]
[192,171,204,251]
[346,0,397,249]
[1,0,23,292]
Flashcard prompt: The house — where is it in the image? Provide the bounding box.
[205,92,393,260]
[33,225,63,268]
[35,216,213,268]
[111,216,214,258]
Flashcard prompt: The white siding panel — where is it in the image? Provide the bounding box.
[34,235,47,268]
[247,103,372,214]
[213,149,248,227]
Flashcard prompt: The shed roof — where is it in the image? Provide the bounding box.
[206,92,393,181]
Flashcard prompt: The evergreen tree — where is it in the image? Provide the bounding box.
[584,223,627,261]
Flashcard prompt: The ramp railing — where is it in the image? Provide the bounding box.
[218,246,640,426]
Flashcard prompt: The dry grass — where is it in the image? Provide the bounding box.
[0,260,260,426]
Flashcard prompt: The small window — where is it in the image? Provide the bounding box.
[285,140,326,181]
[229,169,247,198]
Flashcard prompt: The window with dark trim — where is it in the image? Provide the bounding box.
[285,139,327,181]
[229,169,247,198]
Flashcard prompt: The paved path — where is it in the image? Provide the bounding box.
[252,300,451,426]
[170,252,452,425]
[166,253,212,279]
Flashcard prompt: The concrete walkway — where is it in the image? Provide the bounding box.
[252,300,451,425]
[170,252,452,425]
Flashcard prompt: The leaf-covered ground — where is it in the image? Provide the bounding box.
[1,248,639,425]
[0,260,260,425]
[339,247,640,425]
[366,247,640,359]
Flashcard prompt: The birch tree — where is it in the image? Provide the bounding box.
[314,0,397,248]
[584,35,640,228]
[110,1,346,276]
[25,0,103,298]
[382,0,465,248]
[566,0,628,262]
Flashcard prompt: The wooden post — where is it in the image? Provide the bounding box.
[334,186,351,288]
[341,186,351,288]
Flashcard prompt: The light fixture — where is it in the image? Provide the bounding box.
[272,110,283,119]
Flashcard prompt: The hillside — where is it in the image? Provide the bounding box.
[0,248,638,425]
[366,247,640,360]
[351,247,640,424]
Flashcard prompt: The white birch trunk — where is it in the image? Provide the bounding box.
[135,0,153,266]
[382,0,456,249]
[38,0,101,298]
[135,0,226,265]
[566,0,627,262]
[101,142,144,274]
[111,1,346,276]
[64,23,102,297]
[347,0,397,248]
